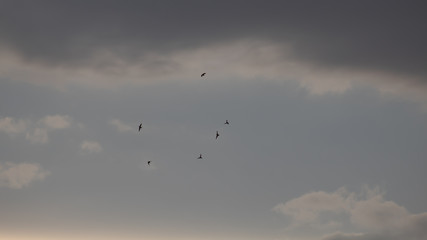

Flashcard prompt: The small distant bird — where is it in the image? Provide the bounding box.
[138,123,142,132]
[197,154,203,159]
[201,72,206,77]
[147,161,151,166]
[216,131,219,139]
[224,120,229,125]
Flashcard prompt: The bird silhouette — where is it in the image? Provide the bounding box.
[147,161,151,166]
[224,120,229,125]
[138,123,142,132]
[197,154,203,159]
[216,131,219,139]
[201,72,206,77]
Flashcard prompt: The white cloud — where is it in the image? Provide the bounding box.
[0,115,73,144]
[109,119,134,133]
[25,128,48,144]
[274,187,427,240]
[274,187,352,225]
[349,193,409,232]
[80,140,103,154]
[0,117,28,136]
[0,162,50,189]
[39,115,72,130]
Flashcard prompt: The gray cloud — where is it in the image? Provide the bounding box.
[320,219,427,240]
[1,1,426,84]
[321,232,387,240]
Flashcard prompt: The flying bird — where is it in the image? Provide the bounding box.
[138,123,142,132]
[201,72,206,77]
[224,120,229,125]
[197,154,203,159]
[216,131,219,139]
[147,161,151,166]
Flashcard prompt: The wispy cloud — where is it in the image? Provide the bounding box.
[80,140,103,154]
[39,115,72,130]
[109,119,134,133]
[0,162,50,189]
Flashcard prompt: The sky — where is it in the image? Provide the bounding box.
[1,1,427,240]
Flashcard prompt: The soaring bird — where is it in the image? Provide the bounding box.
[216,131,219,139]
[197,154,203,159]
[138,123,142,132]
[201,72,206,77]
[224,120,230,125]
[147,161,151,166]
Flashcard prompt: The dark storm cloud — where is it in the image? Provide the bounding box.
[1,1,427,81]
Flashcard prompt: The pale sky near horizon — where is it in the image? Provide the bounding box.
[1,1,427,240]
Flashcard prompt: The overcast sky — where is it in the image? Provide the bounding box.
[1,1,427,240]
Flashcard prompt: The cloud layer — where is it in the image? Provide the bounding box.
[1,1,426,101]
[1,1,426,76]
